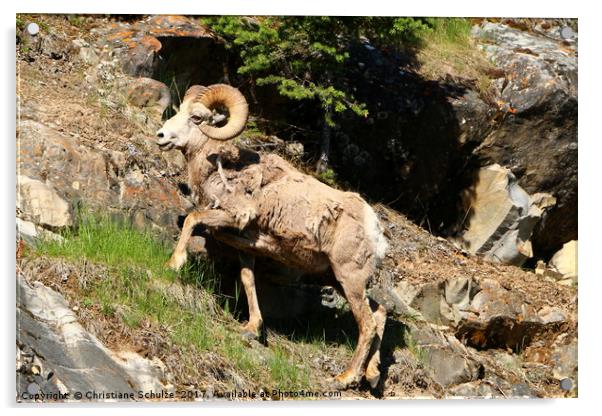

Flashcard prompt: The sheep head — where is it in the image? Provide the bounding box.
[156,84,248,151]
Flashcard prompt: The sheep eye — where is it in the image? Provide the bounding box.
[190,115,203,124]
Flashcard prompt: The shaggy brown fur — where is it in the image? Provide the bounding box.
[156,84,388,390]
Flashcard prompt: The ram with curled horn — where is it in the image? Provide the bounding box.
[155,83,389,390]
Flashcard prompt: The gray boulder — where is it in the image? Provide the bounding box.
[458,164,556,265]
[552,339,577,381]
[17,175,72,229]
[371,274,569,353]
[404,323,483,388]
[17,276,173,402]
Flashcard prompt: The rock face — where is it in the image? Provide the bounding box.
[299,22,576,264]
[458,164,556,265]
[17,276,173,401]
[100,15,226,94]
[549,240,578,282]
[17,118,190,237]
[326,38,495,235]
[471,22,577,258]
[371,275,568,352]
[369,274,575,395]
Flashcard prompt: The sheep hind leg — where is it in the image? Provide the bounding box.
[365,300,386,389]
[329,266,376,390]
[166,209,239,271]
[238,254,263,341]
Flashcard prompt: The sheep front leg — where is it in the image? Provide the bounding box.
[238,254,263,341]
[166,209,239,271]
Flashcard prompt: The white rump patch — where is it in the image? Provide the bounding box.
[363,204,388,264]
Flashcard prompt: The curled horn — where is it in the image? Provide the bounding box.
[195,84,248,141]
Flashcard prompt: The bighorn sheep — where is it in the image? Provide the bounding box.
[156,84,389,389]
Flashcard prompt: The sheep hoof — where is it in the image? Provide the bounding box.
[328,371,359,391]
[240,330,259,342]
[240,322,262,342]
[165,253,187,271]
[365,369,381,389]
[365,352,382,389]
[326,377,345,391]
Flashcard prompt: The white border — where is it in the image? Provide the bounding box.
[3,1,598,415]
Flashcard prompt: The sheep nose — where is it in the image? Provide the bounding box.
[156,131,165,138]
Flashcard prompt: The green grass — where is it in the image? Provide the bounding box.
[16,15,51,33]
[268,345,310,388]
[403,326,430,368]
[16,15,25,31]
[36,213,173,273]
[426,18,473,45]
[32,211,312,393]
[415,18,493,93]
[223,332,262,378]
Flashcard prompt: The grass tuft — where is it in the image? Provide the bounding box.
[427,17,473,44]
[403,326,430,368]
[415,18,493,94]
[268,345,310,389]
[36,212,173,273]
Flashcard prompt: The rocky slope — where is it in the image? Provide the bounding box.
[16,15,577,401]
[17,272,173,401]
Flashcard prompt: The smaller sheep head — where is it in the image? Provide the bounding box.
[156,84,248,151]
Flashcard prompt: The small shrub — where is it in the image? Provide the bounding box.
[317,168,337,187]
[67,15,86,28]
